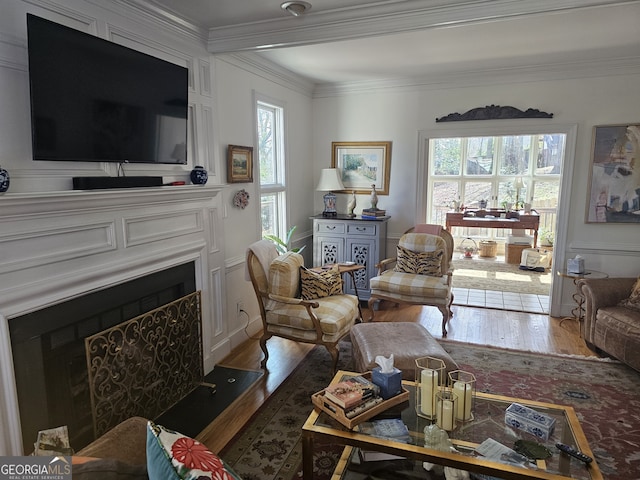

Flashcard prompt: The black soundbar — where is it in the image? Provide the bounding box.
[73,176,163,190]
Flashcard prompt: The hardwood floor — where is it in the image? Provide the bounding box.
[197,303,597,453]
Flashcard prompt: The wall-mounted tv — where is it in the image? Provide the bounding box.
[27,14,188,164]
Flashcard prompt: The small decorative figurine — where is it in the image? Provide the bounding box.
[346,191,357,217]
[370,184,378,209]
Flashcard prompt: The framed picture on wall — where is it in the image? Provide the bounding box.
[227,145,253,183]
[586,124,640,223]
[331,141,392,194]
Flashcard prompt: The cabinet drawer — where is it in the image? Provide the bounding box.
[316,222,346,234]
[347,223,377,236]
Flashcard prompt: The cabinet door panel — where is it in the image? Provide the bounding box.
[345,238,376,297]
[316,236,343,266]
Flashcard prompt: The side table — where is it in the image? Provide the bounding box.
[557,269,609,321]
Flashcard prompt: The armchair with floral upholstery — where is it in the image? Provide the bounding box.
[246,240,360,373]
[367,230,454,336]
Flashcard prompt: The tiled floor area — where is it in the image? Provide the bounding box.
[452,287,549,314]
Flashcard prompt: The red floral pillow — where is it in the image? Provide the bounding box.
[146,421,242,480]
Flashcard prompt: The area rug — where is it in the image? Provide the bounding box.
[220,341,640,480]
[156,366,263,439]
[451,257,551,295]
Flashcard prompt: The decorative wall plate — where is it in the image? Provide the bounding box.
[233,189,250,209]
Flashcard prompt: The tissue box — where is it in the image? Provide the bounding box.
[371,367,402,400]
[567,257,585,274]
[505,403,556,440]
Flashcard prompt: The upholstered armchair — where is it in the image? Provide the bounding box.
[246,240,360,372]
[367,230,454,336]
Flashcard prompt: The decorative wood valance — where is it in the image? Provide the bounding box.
[436,105,553,123]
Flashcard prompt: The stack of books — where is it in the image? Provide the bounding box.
[361,208,386,219]
[323,375,383,418]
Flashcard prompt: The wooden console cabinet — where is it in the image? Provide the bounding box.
[312,215,389,300]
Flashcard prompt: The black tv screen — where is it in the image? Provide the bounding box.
[27,14,188,164]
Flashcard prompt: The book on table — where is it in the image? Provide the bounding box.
[323,375,380,409]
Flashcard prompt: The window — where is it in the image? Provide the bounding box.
[428,133,565,238]
[256,99,286,240]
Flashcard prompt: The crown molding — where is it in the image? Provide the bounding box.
[312,55,640,97]
[110,0,208,44]
[218,53,316,97]
[205,0,633,53]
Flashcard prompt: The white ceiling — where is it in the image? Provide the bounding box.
[133,0,640,84]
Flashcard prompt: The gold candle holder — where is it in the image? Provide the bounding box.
[435,390,458,431]
[415,356,445,419]
[448,370,476,422]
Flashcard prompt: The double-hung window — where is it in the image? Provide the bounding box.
[256,99,287,240]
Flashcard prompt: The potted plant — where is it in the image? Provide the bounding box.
[263,226,306,254]
[540,228,554,247]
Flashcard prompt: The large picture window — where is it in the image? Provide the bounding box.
[428,133,565,239]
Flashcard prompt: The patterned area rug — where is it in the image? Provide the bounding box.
[220,340,640,480]
[451,257,551,295]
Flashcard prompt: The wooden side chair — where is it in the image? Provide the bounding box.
[367,229,454,336]
[246,240,360,373]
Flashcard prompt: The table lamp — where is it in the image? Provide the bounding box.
[317,168,345,217]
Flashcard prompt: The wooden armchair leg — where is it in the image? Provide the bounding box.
[326,344,340,374]
[438,306,449,337]
[367,297,377,321]
[259,333,271,369]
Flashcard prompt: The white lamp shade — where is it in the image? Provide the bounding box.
[316,168,345,191]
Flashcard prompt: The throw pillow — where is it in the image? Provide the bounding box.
[394,245,443,276]
[300,265,343,300]
[146,421,241,480]
[269,251,304,298]
[619,277,640,312]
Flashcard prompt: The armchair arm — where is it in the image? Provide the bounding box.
[577,277,636,343]
[268,293,320,309]
[375,257,397,274]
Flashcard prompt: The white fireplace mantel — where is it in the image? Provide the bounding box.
[0,185,225,455]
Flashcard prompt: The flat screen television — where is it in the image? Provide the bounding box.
[27,14,188,164]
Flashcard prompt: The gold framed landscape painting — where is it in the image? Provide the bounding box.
[586,124,640,223]
[331,141,392,195]
[227,145,253,183]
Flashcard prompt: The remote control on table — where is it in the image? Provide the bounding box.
[556,443,593,464]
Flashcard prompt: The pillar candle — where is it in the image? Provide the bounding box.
[420,369,437,416]
[453,381,473,420]
[436,398,455,431]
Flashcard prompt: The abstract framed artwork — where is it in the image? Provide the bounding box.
[331,141,392,194]
[586,124,640,223]
[227,145,253,183]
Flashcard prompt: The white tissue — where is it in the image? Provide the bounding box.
[375,354,394,373]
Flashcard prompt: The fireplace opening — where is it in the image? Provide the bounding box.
[9,262,196,454]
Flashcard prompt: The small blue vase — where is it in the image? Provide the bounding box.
[190,166,208,185]
[0,166,9,193]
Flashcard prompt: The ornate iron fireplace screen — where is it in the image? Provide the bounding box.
[85,291,203,438]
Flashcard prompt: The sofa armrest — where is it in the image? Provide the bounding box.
[76,416,148,466]
[577,277,636,343]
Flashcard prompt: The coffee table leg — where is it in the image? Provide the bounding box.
[302,431,314,479]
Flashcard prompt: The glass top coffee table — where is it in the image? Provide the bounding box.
[302,371,602,480]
